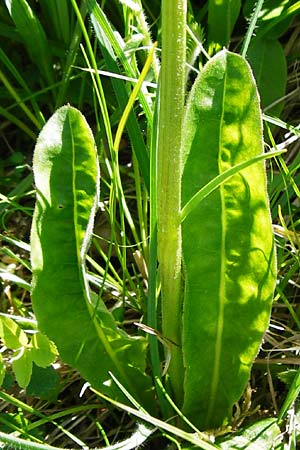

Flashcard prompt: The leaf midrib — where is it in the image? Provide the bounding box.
[207,54,227,426]
[67,110,140,401]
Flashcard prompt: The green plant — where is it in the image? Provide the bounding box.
[29,0,283,434]
[0,315,57,389]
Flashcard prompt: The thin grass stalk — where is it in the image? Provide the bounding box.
[70,0,113,148]
[0,48,45,125]
[109,43,157,294]
[55,2,88,107]
[87,248,124,288]
[79,43,131,291]
[157,0,187,406]
[0,392,98,446]
[86,0,153,125]
[0,69,41,129]
[132,152,148,257]
[87,6,151,191]
[0,106,36,139]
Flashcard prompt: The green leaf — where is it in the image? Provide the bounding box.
[30,332,58,368]
[181,148,285,223]
[12,347,32,388]
[26,363,60,401]
[208,0,241,50]
[247,37,287,117]
[243,0,298,39]
[278,368,300,422]
[4,0,54,86]
[31,105,154,411]
[0,315,28,349]
[277,369,298,386]
[181,49,276,429]
[219,418,282,449]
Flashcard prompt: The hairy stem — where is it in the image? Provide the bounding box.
[157,0,187,405]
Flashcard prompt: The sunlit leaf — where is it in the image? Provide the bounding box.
[30,332,58,368]
[31,105,154,411]
[12,347,32,389]
[0,315,28,349]
[181,49,276,429]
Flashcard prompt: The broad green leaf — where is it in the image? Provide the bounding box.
[30,332,58,368]
[181,50,276,429]
[0,315,28,349]
[31,106,154,410]
[4,0,54,87]
[247,37,287,118]
[208,0,241,50]
[219,418,282,449]
[12,347,32,388]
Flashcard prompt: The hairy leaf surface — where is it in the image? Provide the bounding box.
[219,418,282,449]
[31,106,154,409]
[181,50,276,429]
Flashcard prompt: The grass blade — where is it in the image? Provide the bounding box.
[88,2,151,191]
[5,0,54,88]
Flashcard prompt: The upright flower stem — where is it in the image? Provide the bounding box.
[157,0,187,405]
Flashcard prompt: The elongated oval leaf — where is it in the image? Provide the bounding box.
[181,50,276,429]
[31,106,154,410]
